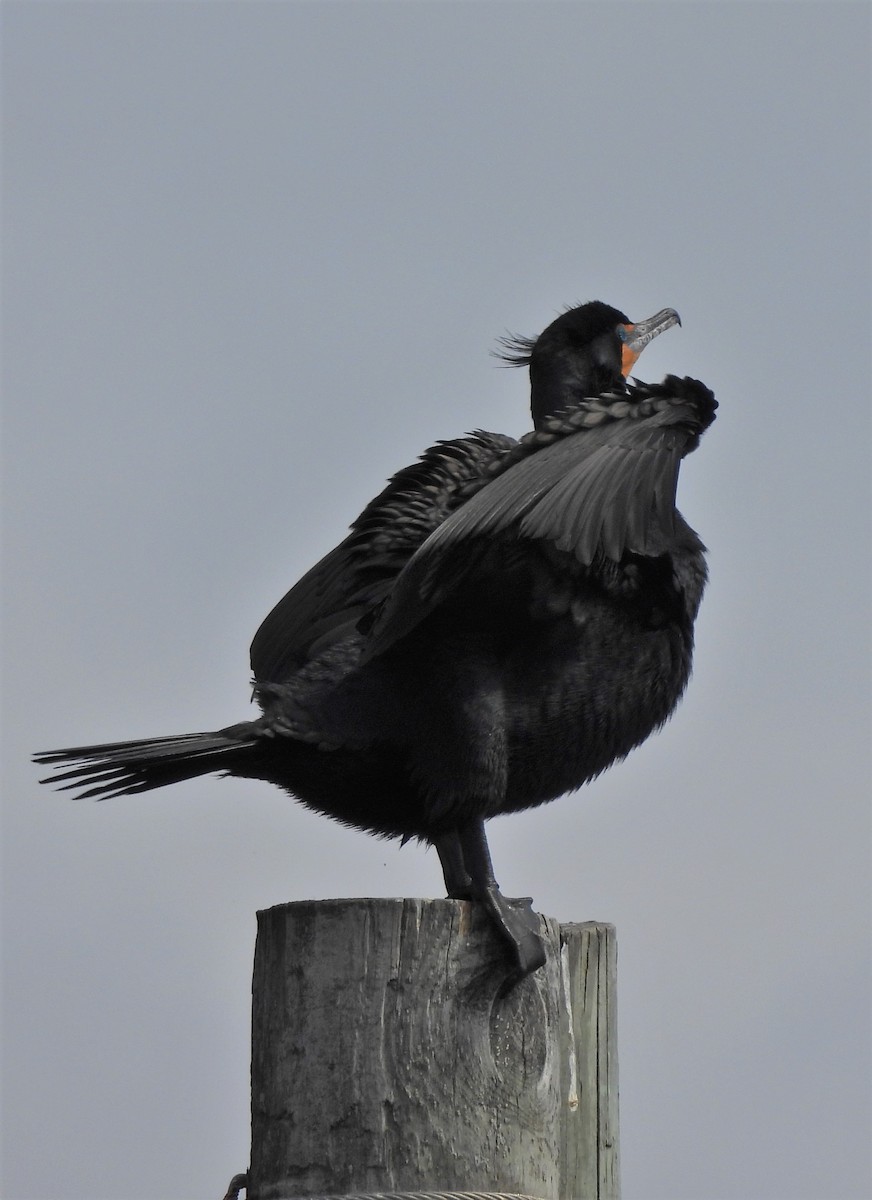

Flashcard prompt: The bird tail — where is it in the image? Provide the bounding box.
[33,722,263,801]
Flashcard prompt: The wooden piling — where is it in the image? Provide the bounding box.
[248,899,618,1200]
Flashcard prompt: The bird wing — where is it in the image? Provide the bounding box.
[249,430,517,682]
[249,535,371,683]
[363,377,716,659]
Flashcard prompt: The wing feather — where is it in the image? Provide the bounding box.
[249,431,515,682]
[364,399,704,660]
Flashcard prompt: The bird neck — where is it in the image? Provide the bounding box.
[530,358,624,428]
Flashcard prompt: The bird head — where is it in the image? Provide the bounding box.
[497,301,681,427]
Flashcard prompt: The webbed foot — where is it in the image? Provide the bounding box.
[480,887,546,985]
[436,819,548,987]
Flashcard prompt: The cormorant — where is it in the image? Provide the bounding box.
[35,300,716,982]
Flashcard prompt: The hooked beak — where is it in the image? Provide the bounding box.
[618,307,681,377]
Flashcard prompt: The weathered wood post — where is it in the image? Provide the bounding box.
[248,898,618,1200]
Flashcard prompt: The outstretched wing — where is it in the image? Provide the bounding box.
[249,429,517,682]
[363,376,717,659]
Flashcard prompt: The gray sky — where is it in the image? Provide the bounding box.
[2,3,870,1198]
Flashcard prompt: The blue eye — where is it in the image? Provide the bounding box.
[616,325,632,343]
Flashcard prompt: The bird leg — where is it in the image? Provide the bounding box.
[434,829,474,899]
[451,819,546,983]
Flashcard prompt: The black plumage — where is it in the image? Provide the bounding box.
[35,300,716,981]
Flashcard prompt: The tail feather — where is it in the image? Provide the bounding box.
[34,728,260,801]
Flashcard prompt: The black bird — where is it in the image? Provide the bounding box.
[35,301,716,982]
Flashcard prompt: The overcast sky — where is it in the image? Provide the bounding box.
[2,3,870,1199]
